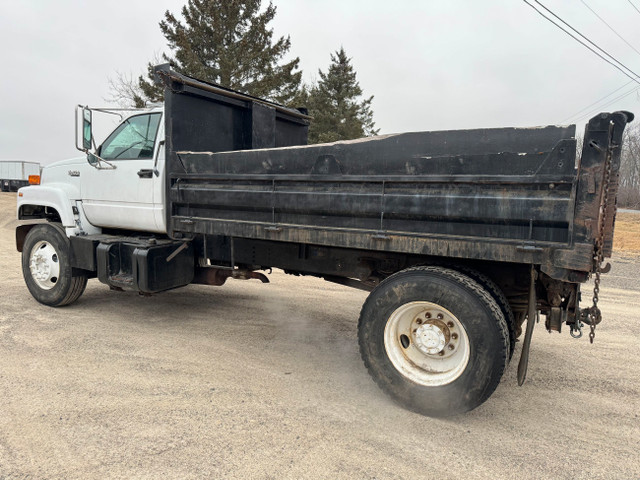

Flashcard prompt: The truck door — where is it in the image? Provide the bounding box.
[81,112,164,233]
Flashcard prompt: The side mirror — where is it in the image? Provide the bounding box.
[87,152,99,166]
[82,108,92,150]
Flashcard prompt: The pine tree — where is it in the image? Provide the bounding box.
[129,0,302,105]
[305,48,379,144]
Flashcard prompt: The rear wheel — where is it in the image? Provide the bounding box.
[22,224,88,306]
[358,266,509,417]
[449,265,516,361]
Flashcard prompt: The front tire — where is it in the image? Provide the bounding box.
[22,224,88,307]
[358,266,509,417]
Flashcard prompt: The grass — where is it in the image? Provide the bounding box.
[614,212,640,254]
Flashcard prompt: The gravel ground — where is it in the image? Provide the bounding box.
[0,192,639,479]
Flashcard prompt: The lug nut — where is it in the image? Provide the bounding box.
[437,313,444,320]
[416,318,423,324]
[425,312,431,319]
[451,333,458,340]
[438,351,445,356]
[447,321,454,328]
[448,344,455,350]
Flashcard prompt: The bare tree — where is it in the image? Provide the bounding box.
[107,53,164,107]
[618,123,640,209]
[575,124,639,209]
[106,71,146,108]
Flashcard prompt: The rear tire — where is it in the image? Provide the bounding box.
[22,224,88,307]
[358,266,509,417]
[448,264,516,361]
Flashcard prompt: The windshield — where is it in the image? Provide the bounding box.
[100,113,162,160]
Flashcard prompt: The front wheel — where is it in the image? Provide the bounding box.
[22,223,88,307]
[358,266,509,417]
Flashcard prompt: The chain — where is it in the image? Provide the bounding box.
[588,126,615,344]
[589,245,603,344]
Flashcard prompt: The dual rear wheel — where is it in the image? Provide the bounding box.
[358,266,510,417]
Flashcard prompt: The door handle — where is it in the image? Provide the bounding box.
[137,169,153,178]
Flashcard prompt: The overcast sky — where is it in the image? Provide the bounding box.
[2,0,640,165]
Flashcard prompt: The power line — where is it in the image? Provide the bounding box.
[575,85,640,123]
[523,0,640,85]
[573,84,640,123]
[627,0,640,17]
[580,0,640,58]
[561,80,635,123]
[524,1,640,122]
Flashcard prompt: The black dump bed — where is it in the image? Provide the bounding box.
[157,69,632,282]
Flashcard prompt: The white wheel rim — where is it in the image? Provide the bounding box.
[28,240,61,290]
[384,301,470,386]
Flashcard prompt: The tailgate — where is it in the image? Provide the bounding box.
[573,111,633,266]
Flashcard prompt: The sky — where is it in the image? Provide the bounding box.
[1,0,640,165]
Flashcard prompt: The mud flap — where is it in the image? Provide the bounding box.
[517,266,537,386]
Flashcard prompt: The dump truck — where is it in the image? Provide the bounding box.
[1,161,40,192]
[15,66,633,416]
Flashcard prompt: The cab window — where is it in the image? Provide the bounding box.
[100,113,162,160]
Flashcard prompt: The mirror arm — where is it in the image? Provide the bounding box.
[87,152,117,170]
[98,157,117,170]
[75,105,81,152]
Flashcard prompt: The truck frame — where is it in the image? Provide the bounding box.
[15,67,633,416]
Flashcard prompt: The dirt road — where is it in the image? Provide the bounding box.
[0,192,638,479]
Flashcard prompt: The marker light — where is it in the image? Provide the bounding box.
[28,175,40,185]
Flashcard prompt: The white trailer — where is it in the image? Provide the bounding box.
[0,161,40,192]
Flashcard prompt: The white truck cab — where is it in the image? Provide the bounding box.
[18,107,166,236]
